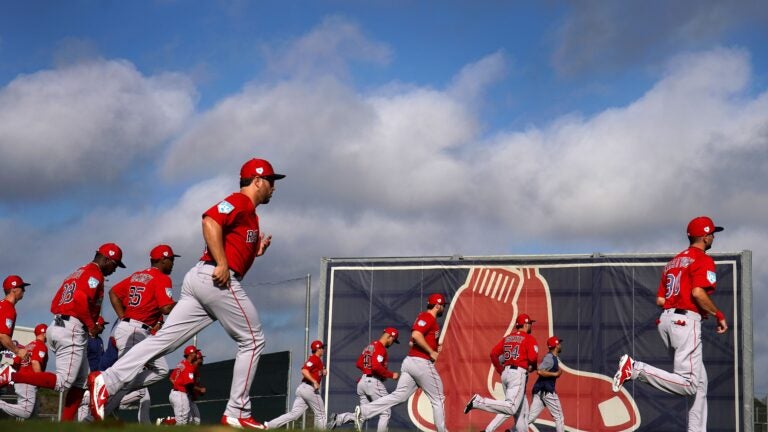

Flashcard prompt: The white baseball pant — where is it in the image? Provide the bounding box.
[100,262,265,418]
[0,383,37,418]
[528,391,564,432]
[359,356,446,432]
[48,315,89,391]
[104,320,168,418]
[332,375,391,431]
[472,366,528,432]
[266,382,326,429]
[633,308,707,430]
[170,389,194,425]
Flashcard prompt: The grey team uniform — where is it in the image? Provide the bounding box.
[97,192,268,419]
[529,352,564,432]
[358,309,446,432]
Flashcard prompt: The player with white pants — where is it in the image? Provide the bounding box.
[528,336,564,432]
[464,314,539,432]
[353,294,449,432]
[328,327,400,431]
[0,324,48,419]
[265,341,327,429]
[612,216,729,432]
[90,158,285,429]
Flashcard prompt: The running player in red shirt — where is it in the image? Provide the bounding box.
[0,275,30,370]
[91,158,284,429]
[102,244,180,420]
[0,323,47,418]
[464,313,540,432]
[612,216,729,431]
[168,345,203,425]
[354,294,449,432]
[3,244,125,421]
[328,327,400,431]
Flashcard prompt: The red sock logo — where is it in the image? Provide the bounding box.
[407,267,641,431]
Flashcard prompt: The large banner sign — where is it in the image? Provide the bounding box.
[321,253,751,432]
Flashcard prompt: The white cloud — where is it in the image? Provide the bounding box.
[0,59,197,198]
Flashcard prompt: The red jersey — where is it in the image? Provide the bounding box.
[656,247,717,316]
[50,262,105,331]
[199,192,261,277]
[170,359,197,393]
[490,330,538,372]
[408,311,440,360]
[302,354,325,384]
[0,299,17,336]
[111,267,175,326]
[16,339,48,372]
[356,340,395,380]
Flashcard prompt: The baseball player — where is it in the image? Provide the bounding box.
[353,294,449,432]
[100,244,179,421]
[612,216,729,431]
[157,348,206,426]
[3,244,125,421]
[0,324,47,419]
[327,327,401,431]
[167,345,205,425]
[0,275,30,383]
[463,313,539,432]
[264,340,328,429]
[528,336,564,432]
[90,158,284,429]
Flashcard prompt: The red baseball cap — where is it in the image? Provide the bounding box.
[428,293,447,305]
[240,158,286,180]
[34,324,48,336]
[384,327,400,344]
[184,345,199,356]
[97,243,126,268]
[515,314,535,327]
[3,275,30,293]
[150,244,181,260]
[547,336,563,349]
[686,216,724,237]
[311,340,325,351]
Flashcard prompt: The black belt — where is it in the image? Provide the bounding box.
[673,308,689,315]
[122,318,151,331]
[506,365,519,370]
[201,261,242,279]
[364,374,383,380]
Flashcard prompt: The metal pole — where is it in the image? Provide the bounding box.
[58,391,63,421]
[302,273,311,429]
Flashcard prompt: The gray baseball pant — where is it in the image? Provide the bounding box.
[633,308,707,431]
[266,382,326,429]
[359,356,446,432]
[47,316,89,391]
[170,390,193,424]
[528,391,564,432]
[0,383,37,418]
[333,375,391,431]
[101,262,266,418]
[472,367,528,432]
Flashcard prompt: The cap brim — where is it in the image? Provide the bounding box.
[714,226,724,232]
[394,339,400,344]
[21,282,31,287]
[268,174,286,180]
[114,260,126,268]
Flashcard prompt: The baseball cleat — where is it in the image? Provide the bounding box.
[0,364,14,388]
[88,371,109,420]
[221,415,268,429]
[611,354,634,392]
[464,393,479,414]
[353,405,363,432]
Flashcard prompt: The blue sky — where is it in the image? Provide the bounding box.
[1,0,768,402]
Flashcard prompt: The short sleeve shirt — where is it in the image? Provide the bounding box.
[657,247,717,315]
[408,312,440,360]
[302,354,325,384]
[0,300,16,337]
[170,359,197,393]
[356,340,394,379]
[112,267,175,326]
[18,339,48,372]
[491,330,539,369]
[199,193,260,277]
[50,262,105,330]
